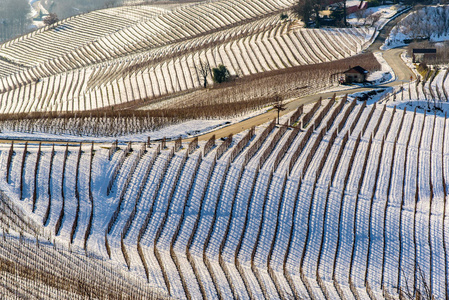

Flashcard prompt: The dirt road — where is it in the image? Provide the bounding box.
[0,10,415,145]
[192,49,415,141]
[382,48,416,83]
[190,11,416,141]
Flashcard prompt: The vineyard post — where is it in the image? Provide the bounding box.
[32,142,42,212]
[19,142,28,200]
[6,141,13,183]
[175,136,182,152]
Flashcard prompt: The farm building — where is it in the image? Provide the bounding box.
[344,66,368,83]
[324,0,368,14]
[412,48,436,63]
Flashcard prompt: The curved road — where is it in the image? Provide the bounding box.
[188,8,416,142]
[192,46,415,142]
[1,10,415,145]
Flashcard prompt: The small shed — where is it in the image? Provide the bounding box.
[344,66,368,83]
[412,48,436,63]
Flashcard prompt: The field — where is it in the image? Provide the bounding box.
[0,0,376,115]
[0,52,381,139]
[387,66,449,110]
[1,0,446,299]
[0,92,447,298]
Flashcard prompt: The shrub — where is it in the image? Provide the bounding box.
[43,13,59,26]
[416,62,428,77]
[212,65,231,84]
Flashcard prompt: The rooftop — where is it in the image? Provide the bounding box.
[412,48,437,54]
[344,66,368,74]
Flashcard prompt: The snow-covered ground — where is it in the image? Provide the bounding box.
[348,87,392,105]
[1,92,448,298]
[383,5,449,50]
[0,119,227,143]
[379,58,449,117]
[28,0,47,29]
[368,51,395,84]
[0,45,398,144]
[0,21,375,115]
[0,103,276,142]
[348,4,408,30]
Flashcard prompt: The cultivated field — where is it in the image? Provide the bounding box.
[388,66,449,106]
[2,0,441,299]
[0,0,375,115]
[1,93,447,298]
[0,52,381,138]
[0,189,167,299]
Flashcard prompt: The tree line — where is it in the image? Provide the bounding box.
[0,0,31,42]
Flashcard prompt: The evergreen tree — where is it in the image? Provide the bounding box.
[212,65,231,84]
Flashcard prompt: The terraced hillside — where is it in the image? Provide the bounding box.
[0,189,167,299]
[1,94,447,299]
[0,0,376,115]
[389,67,449,104]
[0,0,297,83]
[0,4,169,77]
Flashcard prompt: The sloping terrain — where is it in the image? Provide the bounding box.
[385,5,449,48]
[1,95,447,299]
[0,189,168,298]
[0,0,376,115]
[1,1,439,299]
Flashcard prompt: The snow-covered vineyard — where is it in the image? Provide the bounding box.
[388,67,449,108]
[0,0,298,85]
[0,4,169,78]
[0,0,375,114]
[0,190,167,299]
[1,94,448,299]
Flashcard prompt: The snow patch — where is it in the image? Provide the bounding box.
[383,5,449,50]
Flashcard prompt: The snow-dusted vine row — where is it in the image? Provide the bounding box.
[1,94,447,298]
[0,24,374,115]
[0,0,376,115]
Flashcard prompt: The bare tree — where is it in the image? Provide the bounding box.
[104,0,118,8]
[292,0,330,27]
[0,0,31,41]
[43,13,59,26]
[273,95,286,124]
[195,60,211,88]
[355,9,368,24]
[48,0,124,19]
[366,13,381,28]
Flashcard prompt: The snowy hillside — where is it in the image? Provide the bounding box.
[1,94,448,298]
[0,0,376,115]
[0,188,167,298]
[0,23,374,114]
[386,66,449,114]
[384,5,449,49]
